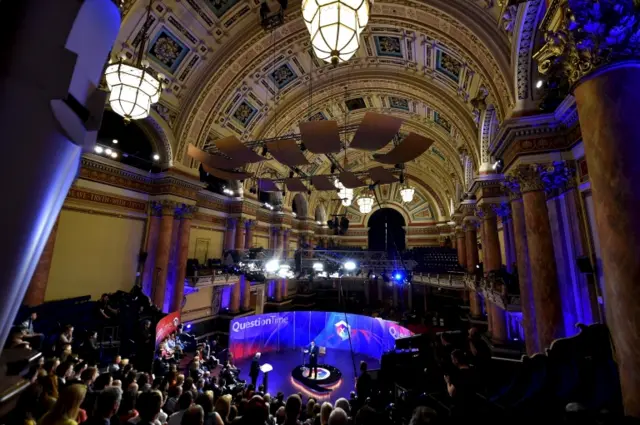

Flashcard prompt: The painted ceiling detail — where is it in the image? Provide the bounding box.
[147,27,190,74]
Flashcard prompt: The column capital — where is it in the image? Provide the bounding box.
[506,164,546,193]
[245,219,257,229]
[462,216,480,230]
[177,205,197,220]
[226,217,238,229]
[541,160,577,197]
[156,200,180,216]
[502,177,522,201]
[475,204,497,220]
[491,202,512,220]
[534,0,640,87]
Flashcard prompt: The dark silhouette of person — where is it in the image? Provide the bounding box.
[308,341,319,379]
[250,353,261,387]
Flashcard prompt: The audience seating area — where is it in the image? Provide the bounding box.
[408,247,463,274]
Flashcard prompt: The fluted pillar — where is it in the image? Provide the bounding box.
[152,202,177,309]
[274,279,282,302]
[276,228,284,256]
[280,279,287,300]
[245,220,255,249]
[23,219,60,306]
[224,218,237,251]
[492,303,508,344]
[230,280,241,313]
[235,218,246,251]
[170,206,195,313]
[507,166,563,349]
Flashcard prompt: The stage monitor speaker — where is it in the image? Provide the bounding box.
[576,256,594,274]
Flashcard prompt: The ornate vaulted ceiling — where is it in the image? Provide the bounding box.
[114,0,523,219]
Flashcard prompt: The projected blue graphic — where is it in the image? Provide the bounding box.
[229,311,413,360]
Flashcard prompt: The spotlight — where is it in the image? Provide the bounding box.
[343,261,356,271]
[265,260,280,273]
[94,146,104,154]
[153,154,160,161]
[186,323,192,330]
[105,148,113,155]
[393,272,403,281]
[111,152,118,159]
[313,262,324,271]
[536,79,544,89]
[317,221,322,225]
[112,139,118,144]
[372,274,376,279]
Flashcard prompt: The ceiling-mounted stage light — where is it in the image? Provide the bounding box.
[302,0,370,65]
[313,262,324,271]
[265,260,280,273]
[335,179,353,207]
[343,261,357,271]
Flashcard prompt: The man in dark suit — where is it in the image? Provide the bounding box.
[308,340,319,379]
[250,352,261,387]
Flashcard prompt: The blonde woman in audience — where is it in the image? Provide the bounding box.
[37,383,87,425]
[213,394,232,425]
[319,402,333,425]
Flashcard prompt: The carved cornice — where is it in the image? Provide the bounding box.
[505,161,577,196]
[490,96,580,168]
[534,0,640,87]
[506,164,546,193]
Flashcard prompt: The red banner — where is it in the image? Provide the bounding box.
[156,311,181,347]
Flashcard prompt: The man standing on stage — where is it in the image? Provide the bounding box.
[308,340,319,379]
[250,352,261,386]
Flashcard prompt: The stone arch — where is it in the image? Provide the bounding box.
[138,110,175,168]
[512,0,545,112]
[292,193,309,217]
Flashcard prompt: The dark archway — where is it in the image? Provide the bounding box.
[368,208,406,253]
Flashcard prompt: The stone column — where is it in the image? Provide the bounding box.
[282,229,289,259]
[152,202,177,309]
[464,218,480,273]
[234,218,246,251]
[230,280,241,313]
[170,206,195,313]
[478,205,501,274]
[242,276,251,311]
[142,204,161,297]
[492,302,508,344]
[280,279,287,299]
[455,227,467,268]
[484,292,493,334]
[503,184,538,355]
[508,165,563,349]
[275,279,282,302]
[23,218,60,306]
[276,228,284,256]
[224,218,236,251]
[245,220,255,249]
[464,217,482,317]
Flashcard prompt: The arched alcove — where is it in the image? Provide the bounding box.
[368,208,406,253]
[292,193,308,217]
[314,204,327,224]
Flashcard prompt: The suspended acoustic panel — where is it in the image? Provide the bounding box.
[349,112,403,151]
[259,178,281,192]
[368,166,398,184]
[373,133,435,164]
[266,139,310,166]
[311,175,337,191]
[338,171,366,188]
[202,163,253,180]
[187,143,243,169]
[284,178,308,192]
[214,136,265,163]
[299,120,342,153]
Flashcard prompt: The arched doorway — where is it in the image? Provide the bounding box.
[368,208,406,252]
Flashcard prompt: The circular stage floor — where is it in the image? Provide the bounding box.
[235,349,380,402]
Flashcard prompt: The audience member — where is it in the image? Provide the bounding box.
[167,392,193,425]
[319,403,332,425]
[85,387,122,425]
[135,391,163,425]
[283,395,301,425]
[181,406,204,425]
[214,395,232,425]
[327,408,347,425]
[355,361,372,402]
[37,383,87,425]
[408,407,437,425]
[21,310,45,350]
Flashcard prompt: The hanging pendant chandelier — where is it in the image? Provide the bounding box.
[357,190,374,214]
[400,184,415,203]
[302,0,371,65]
[105,0,163,122]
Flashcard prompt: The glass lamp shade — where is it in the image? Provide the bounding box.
[105,62,162,122]
[400,185,415,203]
[302,0,370,64]
[357,193,374,214]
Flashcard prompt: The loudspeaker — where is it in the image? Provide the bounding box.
[576,256,593,274]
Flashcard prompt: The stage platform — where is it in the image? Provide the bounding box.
[235,349,379,401]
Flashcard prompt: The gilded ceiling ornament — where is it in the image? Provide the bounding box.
[534,0,640,87]
[502,5,519,33]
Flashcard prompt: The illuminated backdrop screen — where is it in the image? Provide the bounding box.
[229,311,413,360]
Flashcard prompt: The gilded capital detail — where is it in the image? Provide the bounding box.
[506,164,546,193]
[534,0,640,86]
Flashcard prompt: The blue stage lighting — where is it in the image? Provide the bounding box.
[393,272,403,281]
[186,323,192,330]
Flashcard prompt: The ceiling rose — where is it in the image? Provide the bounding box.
[302,0,370,65]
